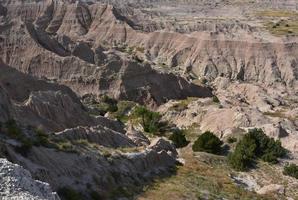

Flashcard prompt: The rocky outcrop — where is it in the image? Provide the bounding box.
[2,0,297,90]
[0,60,179,199]
[54,125,136,148]
[2,0,297,105]
[0,61,97,132]
[257,184,285,195]
[126,124,150,146]
[4,135,177,199]
[0,158,59,200]
[0,1,213,105]
[159,80,298,153]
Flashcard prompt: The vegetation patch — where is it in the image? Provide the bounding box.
[110,101,136,122]
[228,128,287,171]
[192,131,223,155]
[256,10,298,36]
[132,106,167,135]
[95,95,118,114]
[212,96,220,103]
[169,129,190,148]
[139,146,271,200]
[256,10,298,18]
[58,187,83,200]
[3,120,32,156]
[170,97,198,112]
[264,20,298,36]
[283,163,298,179]
[227,136,237,144]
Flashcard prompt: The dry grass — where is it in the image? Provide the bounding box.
[170,97,198,112]
[256,10,298,36]
[137,146,273,200]
[265,20,298,36]
[256,10,298,18]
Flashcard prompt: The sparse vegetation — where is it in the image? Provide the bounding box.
[228,128,287,171]
[139,145,271,200]
[170,97,198,112]
[101,95,118,113]
[212,96,220,103]
[227,136,237,144]
[34,128,51,147]
[256,10,298,36]
[265,20,298,36]
[132,106,165,134]
[58,187,83,200]
[4,120,32,156]
[192,131,223,154]
[169,129,190,148]
[110,101,136,122]
[283,163,298,179]
[90,95,118,115]
[5,119,22,139]
[257,10,298,18]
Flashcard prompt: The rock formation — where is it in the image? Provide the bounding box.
[0,61,178,199]
[0,0,297,199]
[0,158,59,200]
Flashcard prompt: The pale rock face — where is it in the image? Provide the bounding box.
[54,125,136,148]
[126,124,150,146]
[159,80,298,153]
[15,90,96,132]
[0,0,297,199]
[0,158,59,200]
[257,184,285,195]
[2,0,297,106]
[0,1,213,105]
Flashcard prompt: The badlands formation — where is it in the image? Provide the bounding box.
[0,0,297,199]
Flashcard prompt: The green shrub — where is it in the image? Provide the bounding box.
[15,138,33,157]
[248,128,287,162]
[34,128,50,147]
[283,163,298,179]
[133,106,163,134]
[4,120,33,156]
[212,96,220,103]
[112,101,136,122]
[95,95,118,114]
[227,137,237,144]
[58,187,82,200]
[169,130,189,148]
[5,119,22,139]
[228,128,287,171]
[192,131,223,154]
[227,134,257,171]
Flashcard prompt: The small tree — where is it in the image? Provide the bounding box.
[133,106,162,134]
[228,128,287,171]
[283,163,298,179]
[212,96,220,103]
[227,135,256,171]
[192,131,223,154]
[169,130,189,148]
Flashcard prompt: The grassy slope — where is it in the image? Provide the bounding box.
[137,145,274,200]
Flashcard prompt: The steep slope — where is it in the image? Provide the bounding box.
[0,4,212,105]
[0,62,179,199]
[0,0,297,99]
